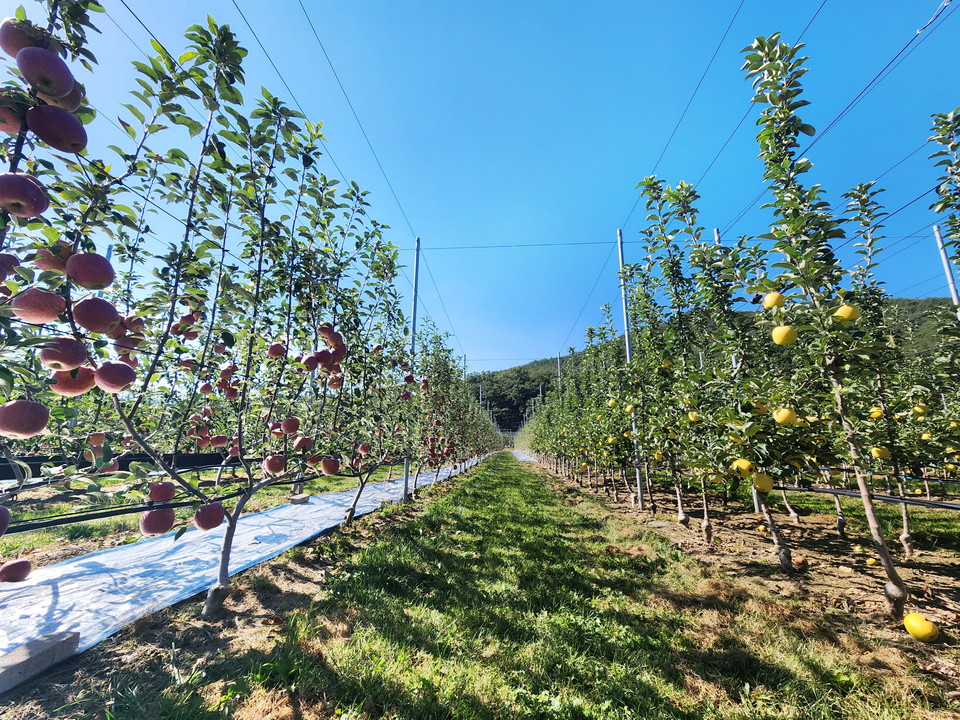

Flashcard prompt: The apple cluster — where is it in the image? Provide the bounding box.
[140,480,225,536]
[0,246,134,439]
[0,16,89,218]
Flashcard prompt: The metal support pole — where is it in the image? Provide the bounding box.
[934,225,960,320]
[402,237,421,501]
[617,229,644,511]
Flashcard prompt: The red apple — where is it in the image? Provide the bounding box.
[0,104,21,133]
[26,105,87,153]
[149,481,176,501]
[99,459,119,473]
[0,17,49,57]
[34,247,68,272]
[65,252,114,289]
[72,296,120,333]
[224,387,239,400]
[209,434,229,448]
[94,360,136,393]
[293,435,314,452]
[0,558,31,582]
[0,399,49,439]
[117,354,138,368]
[16,47,74,98]
[0,253,18,282]
[267,342,286,358]
[194,502,224,531]
[37,80,84,112]
[317,322,333,337]
[113,336,137,354]
[10,286,64,323]
[39,335,87,370]
[49,366,95,396]
[320,457,340,476]
[400,390,411,400]
[263,454,287,475]
[328,376,342,389]
[139,508,175,536]
[281,417,300,434]
[404,374,415,384]
[87,431,106,446]
[301,355,318,372]
[199,382,213,394]
[358,442,371,456]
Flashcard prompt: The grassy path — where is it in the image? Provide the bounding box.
[8,453,947,719]
[243,453,939,720]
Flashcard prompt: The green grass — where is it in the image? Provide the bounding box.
[234,453,948,719]
[11,453,951,719]
[763,487,960,553]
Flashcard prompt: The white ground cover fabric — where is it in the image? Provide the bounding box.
[510,450,536,462]
[0,457,484,657]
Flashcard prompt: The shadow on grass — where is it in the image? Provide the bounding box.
[251,453,814,719]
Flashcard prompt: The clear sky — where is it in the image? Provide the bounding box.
[42,0,960,372]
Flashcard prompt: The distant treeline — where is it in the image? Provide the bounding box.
[467,297,955,431]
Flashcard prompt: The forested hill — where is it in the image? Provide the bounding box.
[467,297,955,432]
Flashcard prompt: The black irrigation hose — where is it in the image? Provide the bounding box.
[1,462,404,535]
[775,484,960,512]
[817,466,960,486]
[4,494,239,534]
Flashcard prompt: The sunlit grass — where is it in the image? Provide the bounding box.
[234,453,948,719]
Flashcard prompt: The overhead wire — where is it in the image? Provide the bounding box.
[719,0,956,238]
[419,250,466,357]
[620,0,749,231]
[695,0,830,190]
[649,0,746,176]
[296,0,417,239]
[558,242,618,352]
[225,0,347,183]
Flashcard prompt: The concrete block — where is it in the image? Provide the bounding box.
[0,631,79,695]
[289,494,310,505]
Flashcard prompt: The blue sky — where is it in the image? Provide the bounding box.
[47,0,960,372]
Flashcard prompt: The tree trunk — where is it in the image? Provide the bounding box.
[780,489,800,525]
[758,493,792,573]
[670,458,688,526]
[829,369,908,617]
[700,475,713,544]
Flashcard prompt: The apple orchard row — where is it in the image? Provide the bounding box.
[0,4,502,612]
[527,33,959,634]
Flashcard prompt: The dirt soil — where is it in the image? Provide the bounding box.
[548,464,960,702]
